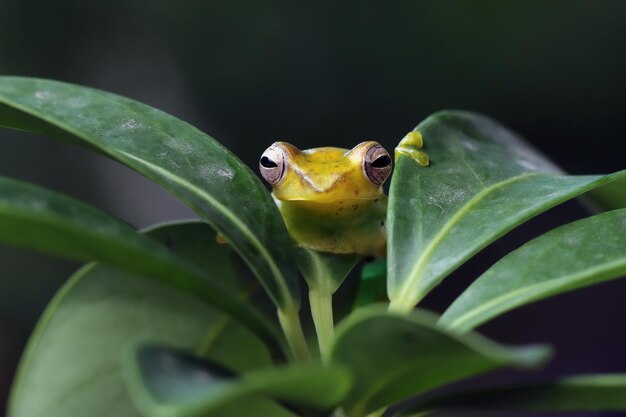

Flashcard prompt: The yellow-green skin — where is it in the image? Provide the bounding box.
[270,141,387,257]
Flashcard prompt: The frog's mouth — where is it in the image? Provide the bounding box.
[273,194,382,204]
[272,194,385,206]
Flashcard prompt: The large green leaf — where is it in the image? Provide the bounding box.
[395,374,626,415]
[8,222,286,417]
[387,111,626,311]
[440,208,626,332]
[329,307,550,417]
[125,345,351,417]
[0,76,299,311]
[0,175,280,348]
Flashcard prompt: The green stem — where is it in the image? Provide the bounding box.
[364,408,386,417]
[388,298,417,314]
[309,286,335,362]
[278,306,311,362]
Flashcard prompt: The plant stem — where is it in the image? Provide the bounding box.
[364,408,386,417]
[278,306,311,361]
[388,297,419,314]
[309,286,335,362]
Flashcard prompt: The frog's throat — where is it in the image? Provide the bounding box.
[273,196,388,257]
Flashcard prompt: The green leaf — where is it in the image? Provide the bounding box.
[440,208,626,332]
[394,374,626,415]
[0,175,281,349]
[329,307,550,417]
[0,76,299,311]
[125,345,351,417]
[387,111,626,311]
[354,258,388,307]
[295,247,360,293]
[8,222,281,417]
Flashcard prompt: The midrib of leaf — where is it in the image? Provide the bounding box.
[196,283,259,359]
[349,356,470,417]
[44,364,120,414]
[0,97,294,310]
[389,172,542,312]
[443,258,626,332]
[197,316,232,356]
[345,333,512,417]
[117,152,293,309]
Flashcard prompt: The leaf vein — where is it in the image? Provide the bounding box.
[390,172,542,311]
[446,258,626,331]
[117,151,293,309]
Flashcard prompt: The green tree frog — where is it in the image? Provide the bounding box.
[259,141,392,257]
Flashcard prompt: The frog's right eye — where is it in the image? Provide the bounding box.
[259,144,286,185]
[363,144,392,185]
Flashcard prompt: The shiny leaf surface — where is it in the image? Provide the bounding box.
[388,111,626,311]
[125,345,351,417]
[329,307,550,417]
[441,208,626,332]
[0,76,299,311]
[0,176,280,347]
[8,222,280,417]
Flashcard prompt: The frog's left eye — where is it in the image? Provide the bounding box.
[259,144,286,185]
[363,144,392,185]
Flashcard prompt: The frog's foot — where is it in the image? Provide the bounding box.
[395,131,430,166]
[215,233,228,245]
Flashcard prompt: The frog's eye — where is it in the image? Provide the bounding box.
[363,144,392,185]
[259,144,286,185]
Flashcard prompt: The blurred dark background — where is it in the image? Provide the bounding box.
[1,0,625,415]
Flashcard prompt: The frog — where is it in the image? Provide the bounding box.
[258,140,393,257]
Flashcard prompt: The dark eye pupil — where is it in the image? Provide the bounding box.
[371,155,391,168]
[260,156,278,168]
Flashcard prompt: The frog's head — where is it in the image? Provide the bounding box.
[259,141,392,203]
